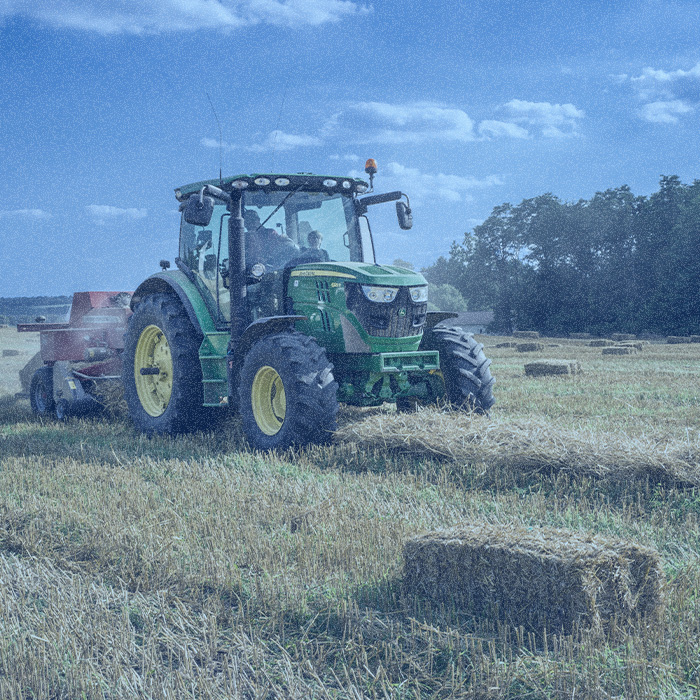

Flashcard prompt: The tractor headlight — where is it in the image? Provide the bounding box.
[250,263,266,278]
[409,286,428,303]
[362,285,398,303]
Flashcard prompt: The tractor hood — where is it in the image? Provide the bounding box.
[289,262,427,288]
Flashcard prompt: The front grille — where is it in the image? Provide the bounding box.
[346,285,427,338]
[316,280,331,303]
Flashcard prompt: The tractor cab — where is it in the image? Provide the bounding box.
[175,172,413,329]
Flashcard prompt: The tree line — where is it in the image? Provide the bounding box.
[423,175,700,336]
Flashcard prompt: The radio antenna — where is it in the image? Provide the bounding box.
[270,81,289,173]
[206,91,223,184]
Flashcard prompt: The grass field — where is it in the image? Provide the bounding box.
[2,327,700,698]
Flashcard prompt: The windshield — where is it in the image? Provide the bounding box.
[241,190,372,269]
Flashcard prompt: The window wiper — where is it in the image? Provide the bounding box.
[255,185,304,232]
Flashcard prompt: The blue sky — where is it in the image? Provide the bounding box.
[1,0,700,296]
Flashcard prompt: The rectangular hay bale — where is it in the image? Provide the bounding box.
[513,330,540,339]
[516,342,545,353]
[524,359,581,376]
[667,336,690,344]
[602,346,636,355]
[588,339,615,347]
[611,333,636,341]
[495,341,518,348]
[404,523,664,635]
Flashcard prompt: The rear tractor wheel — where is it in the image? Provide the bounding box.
[123,294,204,435]
[420,325,495,413]
[239,331,338,451]
[29,366,54,418]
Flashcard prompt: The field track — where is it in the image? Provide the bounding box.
[1,327,700,698]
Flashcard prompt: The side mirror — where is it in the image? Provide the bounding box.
[184,192,214,227]
[396,201,413,230]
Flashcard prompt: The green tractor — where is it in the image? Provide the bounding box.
[122,163,494,450]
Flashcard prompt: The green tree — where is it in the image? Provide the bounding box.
[426,283,468,312]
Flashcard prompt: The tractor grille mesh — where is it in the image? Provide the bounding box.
[346,285,427,338]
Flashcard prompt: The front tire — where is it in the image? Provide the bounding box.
[421,326,495,413]
[29,367,54,417]
[239,332,338,450]
[123,294,204,435]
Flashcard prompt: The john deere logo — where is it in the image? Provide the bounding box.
[398,308,407,317]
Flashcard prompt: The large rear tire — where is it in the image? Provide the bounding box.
[123,294,204,435]
[29,367,54,417]
[238,332,338,450]
[421,325,495,413]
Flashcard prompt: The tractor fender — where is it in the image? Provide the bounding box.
[130,272,218,336]
[425,311,459,330]
[227,315,306,389]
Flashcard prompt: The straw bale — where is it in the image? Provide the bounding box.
[2,349,20,357]
[619,342,644,351]
[602,346,636,356]
[335,411,700,487]
[611,333,636,341]
[513,331,540,339]
[690,335,700,343]
[569,333,592,339]
[524,359,581,377]
[404,522,664,635]
[495,341,518,349]
[92,379,128,418]
[667,336,690,344]
[588,339,615,347]
[516,342,545,353]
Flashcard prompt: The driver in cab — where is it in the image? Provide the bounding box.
[243,210,298,268]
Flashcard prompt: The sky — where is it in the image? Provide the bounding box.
[2,0,700,296]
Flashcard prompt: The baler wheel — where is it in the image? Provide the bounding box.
[239,331,338,450]
[123,294,204,434]
[419,325,495,413]
[29,367,54,418]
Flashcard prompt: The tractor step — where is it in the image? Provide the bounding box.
[199,332,229,407]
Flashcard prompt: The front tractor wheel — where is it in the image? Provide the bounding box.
[421,325,495,413]
[123,294,204,435]
[239,332,338,451]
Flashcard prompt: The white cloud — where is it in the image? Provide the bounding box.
[201,137,236,150]
[639,100,693,124]
[350,161,503,203]
[478,120,530,139]
[249,129,322,152]
[341,100,580,144]
[6,0,367,34]
[86,205,147,225]
[202,130,321,153]
[329,153,361,162]
[621,62,700,124]
[0,208,51,219]
[349,101,477,144]
[632,62,700,83]
[504,100,585,138]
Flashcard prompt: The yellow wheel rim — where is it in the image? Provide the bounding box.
[134,324,173,417]
[251,366,286,436]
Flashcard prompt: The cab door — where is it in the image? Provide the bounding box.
[179,204,230,325]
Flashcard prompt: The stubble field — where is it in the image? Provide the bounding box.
[2,327,700,698]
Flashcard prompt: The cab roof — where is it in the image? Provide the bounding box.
[175,173,369,201]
